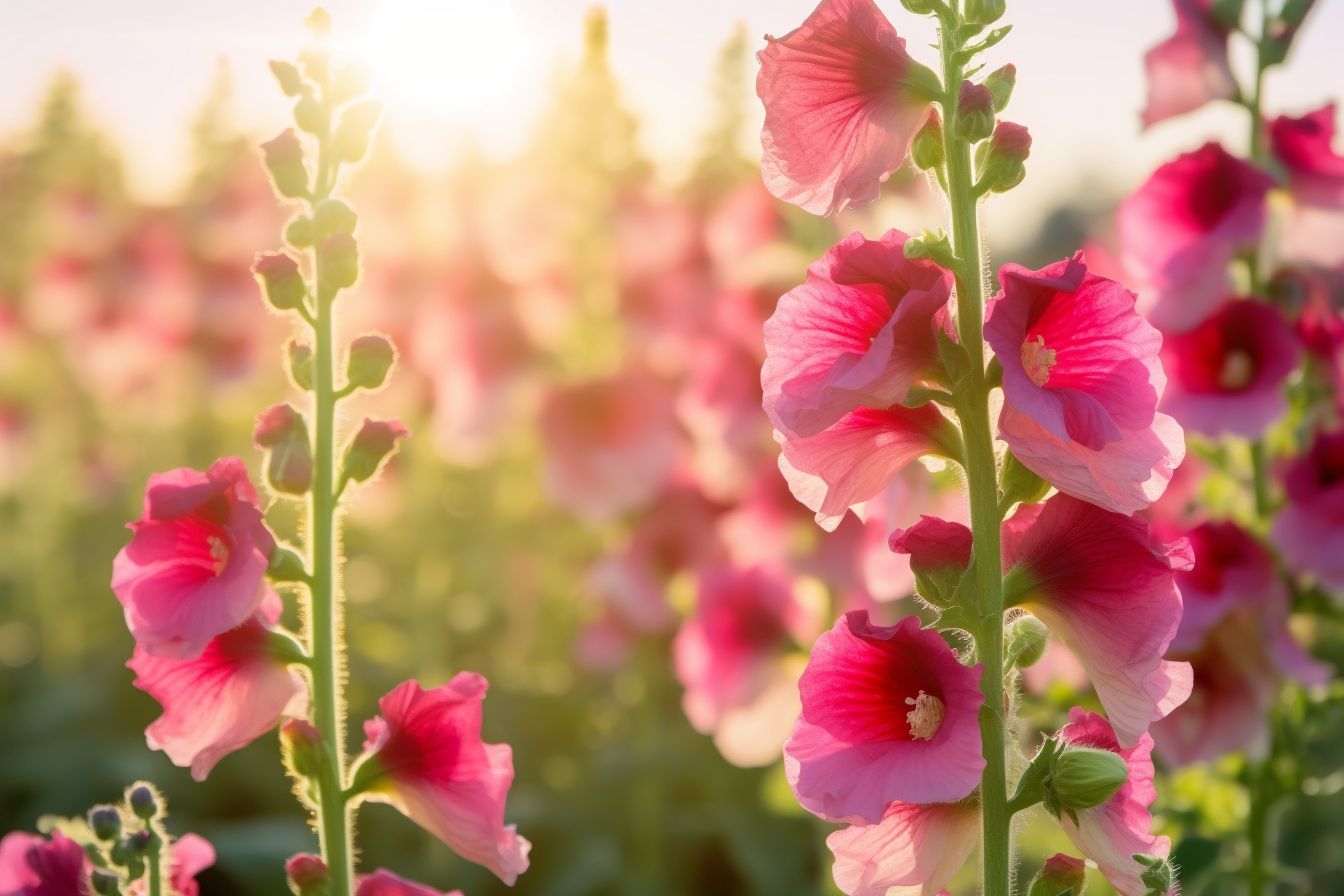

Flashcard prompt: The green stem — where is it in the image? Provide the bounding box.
[937,17,1010,896]
[148,842,163,896]
[1247,758,1270,896]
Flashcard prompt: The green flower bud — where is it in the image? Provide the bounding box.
[1006,614,1049,670]
[312,198,357,238]
[91,870,122,896]
[260,129,310,200]
[346,334,395,391]
[280,719,328,781]
[284,215,314,249]
[332,100,382,164]
[899,0,937,14]
[902,229,957,270]
[127,784,160,821]
[286,853,332,896]
[267,542,309,583]
[975,120,1031,193]
[318,234,359,296]
[1050,746,1128,813]
[268,60,305,97]
[954,81,996,143]
[88,805,122,841]
[288,340,315,391]
[1027,853,1086,896]
[1134,853,1177,895]
[1000,449,1049,509]
[253,252,307,311]
[984,64,1016,112]
[911,111,945,171]
[342,418,409,484]
[254,403,312,495]
[293,95,327,135]
[965,0,1007,25]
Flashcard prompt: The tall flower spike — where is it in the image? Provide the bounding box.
[756,0,939,215]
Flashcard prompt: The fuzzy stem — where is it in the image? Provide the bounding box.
[148,842,163,896]
[937,16,1011,896]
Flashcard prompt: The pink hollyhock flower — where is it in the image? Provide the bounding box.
[1270,103,1344,209]
[784,612,984,822]
[756,0,936,216]
[128,592,307,781]
[1002,494,1193,747]
[1057,709,1174,896]
[1159,298,1299,438]
[1272,428,1344,590]
[1118,143,1275,331]
[0,830,89,895]
[357,869,463,896]
[826,800,979,896]
[678,336,769,501]
[127,834,215,896]
[1141,0,1236,128]
[674,567,820,767]
[985,253,1184,514]
[762,230,953,438]
[778,404,963,532]
[112,457,276,659]
[356,676,531,885]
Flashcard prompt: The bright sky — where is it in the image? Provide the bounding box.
[1,0,1341,234]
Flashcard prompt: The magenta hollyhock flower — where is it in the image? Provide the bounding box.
[1270,103,1344,209]
[1002,494,1193,747]
[1141,0,1236,128]
[0,830,89,895]
[826,800,979,896]
[112,457,277,659]
[762,230,953,438]
[778,404,963,532]
[1118,143,1275,332]
[756,0,936,216]
[128,592,307,781]
[356,676,531,885]
[985,253,1184,514]
[357,869,463,896]
[1057,709,1174,896]
[1272,428,1344,590]
[1159,298,1299,438]
[784,612,984,823]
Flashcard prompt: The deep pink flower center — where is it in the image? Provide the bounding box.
[1217,349,1254,390]
[374,706,464,784]
[170,514,233,583]
[1020,334,1057,386]
[821,636,947,744]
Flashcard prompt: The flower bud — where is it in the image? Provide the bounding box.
[312,198,357,239]
[1049,746,1128,813]
[965,0,1007,25]
[254,403,313,495]
[127,783,160,821]
[253,252,307,312]
[269,60,305,97]
[91,870,122,896]
[342,418,409,484]
[975,120,1032,193]
[983,64,1016,112]
[911,111,945,171]
[88,805,122,841]
[332,100,382,164]
[1134,853,1177,895]
[889,516,971,608]
[346,334,395,391]
[1006,614,1049,670]
[902,229,957,270]
[1000,448,1049,508]
[954,81,995,143]
[333,63,372,103]
[899,0,937,13]
[1027,853,1086,896]
[1210,0,1245,29]
[280,719,327,781]
[293,95,327,135]
[286,852,332,896]
[268,542,309,583]
[284,215,314,249]
[305,7,332,37]
[288,340,315,391]
[261,129,310,199]
[317,234,359,296]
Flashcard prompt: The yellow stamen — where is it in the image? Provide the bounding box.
[905,690,945,741]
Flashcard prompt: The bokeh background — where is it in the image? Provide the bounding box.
[1,1,1343,893]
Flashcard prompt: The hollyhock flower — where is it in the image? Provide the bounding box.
[1270,103,1344,209]
[355,676,530,885]
[678,337,769,501]
[674,567,820,767]
[784,612,984,823]
[778,404,963,532]
[1118,143,1275,331]
[112,457,277,659]
[1141,0,1236,128]
[129,592,307,781]
[1001,494,1193,747]
[1272,428,1344,590]
[986,253,1184,514]
[0,830,89,895]
[756,0,937,216]
[357,869,463,896]
[1158,298,1299,438]
[128,835,215,896]
[762,230,954,439]
[1057,709,1174,896]
[826,800,979,896]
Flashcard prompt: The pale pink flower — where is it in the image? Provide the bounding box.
[1118,143,1275,331]
[784,612,984,823]
[757,0,936,216]
[128,592,307,781]
[357,869,463,896]
[678,336,769,501]
[1270,103,1344,209]
[0,830,89,895]
[356,676,530,885]
[112,457,277,659]
[986,253,1184,514]
[128,835,215,896]
[762,230,953,439]
[826,800,979,896]
[1272,428,1344,590]
[1142,0,1236,128]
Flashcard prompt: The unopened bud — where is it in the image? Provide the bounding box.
[333,63,372,103]
[288,341,315,391]
[269,60,305,97]
[983,64,1016,112]
[127,784,160,821]
[911,111,945,171]
[253,252,307,312]
[312,199,357,239]
[261,129,310,200]
[1006,614,1049,670]
[955,81,996,142]
[286,852,332,896]
[902,230,957,269]
[88,805,122,841]
[254,403,313,495]
[1027,853,1087,896]
[280,719,327,781]
[1000,449,1049,509]
[965,0,1007,25]
[346,334,395,391]
[342,418,409,484]
[317,234,359,296]
[975,120,1032,193]
[284,215,314,249]
[268,542,309,583]
[899,0,937,13]
[1211,0,1245,29]
[890,516,972,608]
[305,7,332,38]
[293,95,327,135]
[1134,853,1177,895]
[332,100,382,164]
[1050,746,1128,813]
[91,870,122,896]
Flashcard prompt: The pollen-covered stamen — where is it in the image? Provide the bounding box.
[904,689,945,741]
[207,535,229,575]
[1218,349,1254,390]
[1021,334,1057,387]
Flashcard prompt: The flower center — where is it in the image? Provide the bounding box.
[1021,335,1057,387]
[904,689,945,741]
[207,535,229,575]
[1218,349,1254,390]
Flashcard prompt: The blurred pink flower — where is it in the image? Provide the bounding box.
[128,835,215,896]
[1057,709,1175,896]
[705,180,786,285]
[986,253,1184,514]
[784,612,985,823]
[677,336,769,501]
[357,869,463,896]
[129,592,307,781]
[826,800,979,896]
[112,457,276,659]
[1272,428,1344,590]
[1118,143,1274,331]
[1141,0,1236,128]
[1159,298,1299,438]
[0,830,89,895]
[357,676,530,885]
[762,230,953,439]
[756,0,935,216]
[1270,103,1344,209]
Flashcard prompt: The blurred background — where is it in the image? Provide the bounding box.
[1,1,1342,893]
